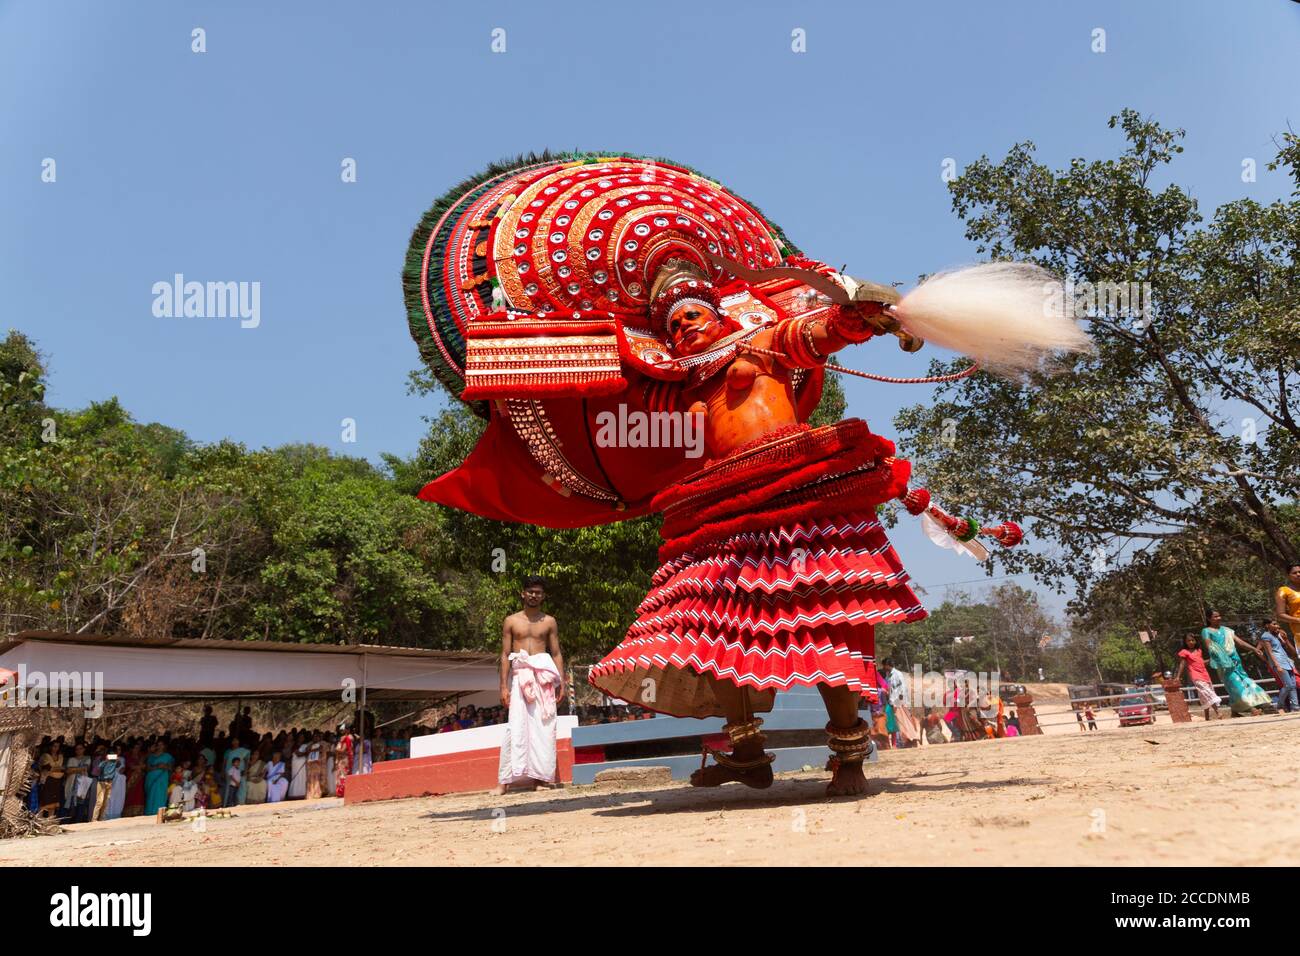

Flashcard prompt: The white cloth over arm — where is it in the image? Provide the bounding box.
[497,651,561,785]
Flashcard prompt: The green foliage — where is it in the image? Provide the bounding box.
[1095,627,1156,683]
[807,360,847,428]
[1070,504,1298,670]
[0,361,467,647]
[0,322,862,663]
[877,583,1057,682]
[0,330,48,447]
[894,110,1300,601]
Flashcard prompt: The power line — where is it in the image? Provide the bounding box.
[923,571,1042,590]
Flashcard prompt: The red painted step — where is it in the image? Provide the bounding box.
[343,742,574,804]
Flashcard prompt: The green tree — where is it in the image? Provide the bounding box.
[879,583,1058,681]
[0,330,48,447]
[1095,626,1156,683]
[1071,505,1298,670]
[894,111,1300,600]
[0,358,467,647]
[249,453,464,646]
[806,359,847,427]
[878,592,996,675]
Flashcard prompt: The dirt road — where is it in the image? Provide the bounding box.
[4,714,1295,866]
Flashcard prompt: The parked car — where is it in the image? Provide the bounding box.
[1098,682,1129,702]
[998,683,1027,703]
[1068,684,1097,704]
[1117,695,1155,727]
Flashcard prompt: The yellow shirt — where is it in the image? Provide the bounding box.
[1279,586,1300,640]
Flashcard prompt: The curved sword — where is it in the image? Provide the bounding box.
[700,250,921,351]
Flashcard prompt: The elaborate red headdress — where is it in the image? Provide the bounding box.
[403,153,834,527]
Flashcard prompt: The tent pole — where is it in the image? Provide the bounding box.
[360,652,368,773]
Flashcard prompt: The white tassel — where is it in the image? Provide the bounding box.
[893,262,1092,373]
[920,511,990,562]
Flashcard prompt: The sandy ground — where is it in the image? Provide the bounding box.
[4,712,1298,867]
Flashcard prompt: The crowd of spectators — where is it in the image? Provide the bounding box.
[26,696,666,825]
[432,704,506,733]
[28,705,419,822]
[427,701,656,731]
[577,703,654,724]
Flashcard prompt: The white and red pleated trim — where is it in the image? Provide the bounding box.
[589,511,925,713]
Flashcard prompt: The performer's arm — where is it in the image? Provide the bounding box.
[548,618,566,703]
[1173,656,1185,683]
[499,618,512,708]
[768,302,890,369]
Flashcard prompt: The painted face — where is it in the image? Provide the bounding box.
[665,301,725,356]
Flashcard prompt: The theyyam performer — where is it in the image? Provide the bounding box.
[404,153,1089,796]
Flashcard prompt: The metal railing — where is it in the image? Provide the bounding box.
[1030,677,1290,729]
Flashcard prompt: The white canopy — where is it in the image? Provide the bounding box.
[0,632,498,701]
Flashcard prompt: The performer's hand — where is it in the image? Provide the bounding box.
[500,687,510,708]
[844,299,889,320]
[556,683,566,703]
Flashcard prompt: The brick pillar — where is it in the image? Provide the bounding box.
[1163,679,1191,723]
[1012,694,1042,735]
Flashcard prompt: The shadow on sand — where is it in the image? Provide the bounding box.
[417,770,1054,823]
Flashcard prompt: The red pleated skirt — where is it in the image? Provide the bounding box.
[588,420,926,718]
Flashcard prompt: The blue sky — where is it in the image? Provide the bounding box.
[5,0,1298,621]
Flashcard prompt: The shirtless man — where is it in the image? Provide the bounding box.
[492,577,566,795]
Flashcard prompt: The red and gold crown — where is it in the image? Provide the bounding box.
[648,259,723,331]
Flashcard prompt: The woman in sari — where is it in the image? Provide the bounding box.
[28,753,42,813]
[359,735,373,775]
[37,742,65,818]
[881,660,921,748]
[289,734,307,800]
[62,742,91,822]
[143,741,174,815]
[324,733,337,796]
[196,769,222,810]
[265,750,288,802]
[245,754,268,804]
[168,769,197,812]
[1201,610,1272,716]
[333,728,353,797]
[305,731,326,800]
[122,743,146,817]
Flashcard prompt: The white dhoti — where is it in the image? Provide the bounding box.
[497,651,561,786]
